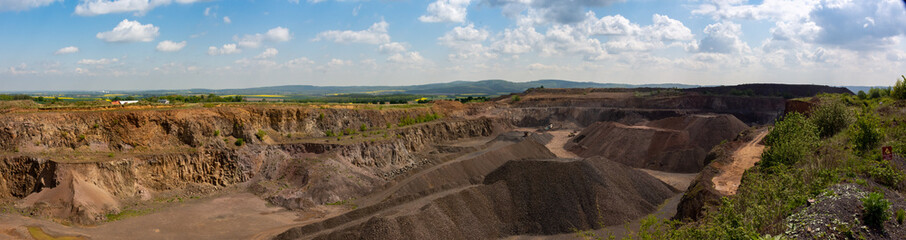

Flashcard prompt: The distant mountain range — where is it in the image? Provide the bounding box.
[3,79,883,97]
[138,80,700,96]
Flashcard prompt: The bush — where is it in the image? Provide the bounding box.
[862,192,890,228]
[256,130,267,140]
[857,90,868,100]
[325,130,334,137]
[850,112,882,152]
[213,130,220,137]
[810,100,854,138]
[234,138,245,146]
[893,75,906,100]
[867,160,904,187]
[897,209,905,225]
[359,124,368,132]
[761,113,819,168]
[511,95,521,102]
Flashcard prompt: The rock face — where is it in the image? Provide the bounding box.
[500,91,787,126]
[566,114,749,173]
[277,158,676,240]
[0,105,499,224]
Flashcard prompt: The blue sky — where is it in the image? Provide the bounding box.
[1,0,905,91]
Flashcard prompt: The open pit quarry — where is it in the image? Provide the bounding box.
[0,86,852,239]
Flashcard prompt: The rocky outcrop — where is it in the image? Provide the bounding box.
[504,93,786,126]
[566,115,748,173]
[0,106,445,152]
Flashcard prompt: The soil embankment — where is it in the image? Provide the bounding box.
[673,127,768,221]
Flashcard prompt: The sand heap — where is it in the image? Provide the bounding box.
[566,114,748,173]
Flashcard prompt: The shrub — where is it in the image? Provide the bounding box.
[850,112,882,152]
[213,130,220,137]
[761,113,819,168]
[810,100,853,138]
[858,90,868,100]
[867,160,904,187]
[325,130,334,137]
[511,95,521,102]
[893,75,906,100]
[318,113,325,121]
[359,124,368,132]
[862,192,890,228]
[256,130,267,140]
[78,134,86,141]
[235,138,245,146]
[897,209,905,225]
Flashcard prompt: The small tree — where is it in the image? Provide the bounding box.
[862,192,891,229]
[511,95,521,102]
[761,112,819,169]
[810,100,853,138]
[892,75,906,100]
[851,111,882,152]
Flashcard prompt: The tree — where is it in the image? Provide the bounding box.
[892,75,906,100]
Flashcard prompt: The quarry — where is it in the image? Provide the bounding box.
[4,84,906,240]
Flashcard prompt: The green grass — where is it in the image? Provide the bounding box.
[27,226,85,240]
[105,209,152,222]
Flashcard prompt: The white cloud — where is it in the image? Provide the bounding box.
[266,27,292,42]
[54,46,79,55]
[75,0,205,16]
[203,6,212,16]
[387,52,425,64]
[379,42,408,54]
[6,63,36,75]
[485,0,625,24]
[223,16,231,24]
[0,0,61,11]
[585,13,695,53]
[419,0,471,23]
[156,40,186,52]
[78,58,119,65]
[207,44,240,55]
[439,23,489,44]
[284,57,315,69]
[255,48,278,59]
[96,19,159,43]
[696,21,749,54]
[234,26,292,49]
[314,21,390,44]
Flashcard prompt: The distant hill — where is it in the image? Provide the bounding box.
[685,84,854,98]
[135,80,700,96]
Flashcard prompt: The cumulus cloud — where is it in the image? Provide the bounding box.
[54,46,79,55]
[387,52,425,64]
[379,42,408,54]
[439,23,489,44]
[207,44,240,55]
[255,48,278,59]
[697,21,749,54]
[266,27,292,42]
[314,21,390,44]
[0,0,61,11]
[486,0,624,24]
[75,0,205,16]
[419,0,471,23]
[580,13,694,53]
[234,26,292,49]
[96,19,159,43]
[810,0,906,50]
[223,16,231,24]
[78,58,119,65]
[156,40,186,52]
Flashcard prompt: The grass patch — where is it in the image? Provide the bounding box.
[27,226,85,240]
